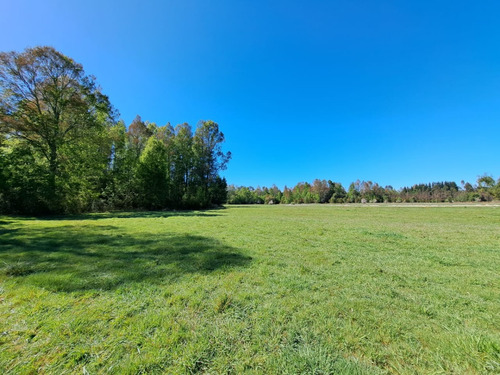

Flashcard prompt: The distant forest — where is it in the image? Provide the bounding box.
[0,47,498,215]
[228,176,500,205]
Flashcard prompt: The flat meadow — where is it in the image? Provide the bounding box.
[0,205,499,374]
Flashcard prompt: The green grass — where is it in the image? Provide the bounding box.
[0,205,499,374]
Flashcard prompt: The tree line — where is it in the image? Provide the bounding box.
[0,46,230,214]
[228,175,500,205]
[1,47,497,215]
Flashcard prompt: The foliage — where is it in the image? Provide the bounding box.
[136,137,169,209]
[0,140,49,214]
[1,46,497,213]
[191,120,231,207]
[229,176,500,205]
[329,181,347,203]
[227,185,282,204]
[0,46,114,213]
[0,46,230,213]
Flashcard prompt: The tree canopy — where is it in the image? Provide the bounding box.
[228,175,500,205]
[0,46,497,214]
[0,46,230,214]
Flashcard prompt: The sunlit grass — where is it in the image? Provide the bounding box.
[1,205,499,374]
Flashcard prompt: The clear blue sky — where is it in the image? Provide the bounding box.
[3,0,499,189]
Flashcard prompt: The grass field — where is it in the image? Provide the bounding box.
[1,205,499,374]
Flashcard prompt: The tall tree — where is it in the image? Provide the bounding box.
[347,180,361,203]
[328,181,347,203]
[477,175,495,189]
[171,123,194,205]
[0,46,114,211]
[156,122,175,205]
[192,120,231,205]
[136,137,169,209]
[311,179,331,203]
[127,115,151,158]
[103,119,139,209]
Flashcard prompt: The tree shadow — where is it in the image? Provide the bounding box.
[0,225,18,236]
[1,207,228,222]
[0,223,251,293]
[41,209,226,221]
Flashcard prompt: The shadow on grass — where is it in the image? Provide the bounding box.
[0,223,251,293]
[30,208,226,221]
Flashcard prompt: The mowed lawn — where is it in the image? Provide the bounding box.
[0,205,499,374]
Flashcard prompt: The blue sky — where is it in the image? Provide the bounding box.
[3,0,499,189]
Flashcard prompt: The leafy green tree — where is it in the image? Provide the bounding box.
[347,181,361,203]
[154,123,176,205]
[209,176,228,205]
[311,179,332,203]
[281,186,293,204]
[382,185,398,203]
[0,46,114,212]
[477,175,495,189]
[171,123,194,205]
[100,119,139,209]
[328,181,347,203]
[136,137,169,209]
[192,120,231,206]
[226,186,264,204]
[156,122,175,146]
[0,46,234,213]
[266,185,282,204]
[477,174,495,201]
[0,140,49,213]
[463,181,475,192]
[127,115,151,158]
[493,178,500,200]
